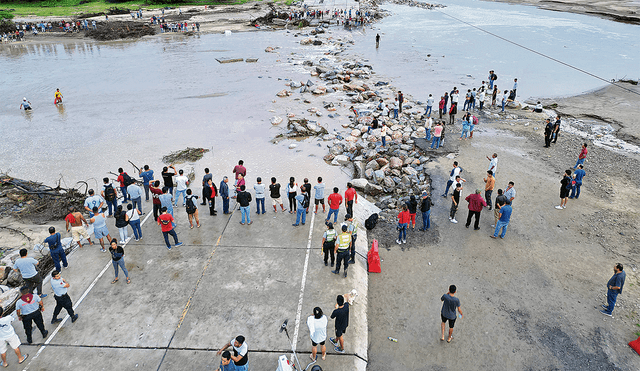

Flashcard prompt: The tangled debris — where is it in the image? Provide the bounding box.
[162,147,210,165]
[85,21,156,41]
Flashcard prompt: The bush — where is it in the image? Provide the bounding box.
[0,11,14,21]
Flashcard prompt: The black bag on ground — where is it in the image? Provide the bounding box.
[365,213,379,230]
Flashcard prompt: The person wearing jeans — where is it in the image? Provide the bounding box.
[419,191,432,231]
[158,207,182,249]
[326,187,342,224]
[601,263,626,316]
[139,165,154,201]
[491,202,512,239]
[237,185,252,225]
[43,227,68,273]
[430,122,442,149]
[569,164,586,199]
[109,239,130,284]
[174,169,189,207]
[116,168,130,203]
[254,177,266,214]
[126,204,142,241]
[573,143,588,169]
[127,182,143,214]
[293,190,307,226]
[396,205,409,244]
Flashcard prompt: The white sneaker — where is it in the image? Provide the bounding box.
[396,239,401,244]
[449,217,452,220]
[562,205,566,209]
[451,219,458,224]
[555,205,563,210]
[402,240,406,244]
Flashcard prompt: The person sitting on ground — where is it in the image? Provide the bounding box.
[533,101,543,113]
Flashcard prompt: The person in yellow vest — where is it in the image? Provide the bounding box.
[321,223,337,267]
[345,214,359,264]
[332,225,351,278]
[54,89,63,105]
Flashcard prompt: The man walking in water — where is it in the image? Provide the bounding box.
[20,98,32,110]
[375,33,380,48]
[54,89,63,104]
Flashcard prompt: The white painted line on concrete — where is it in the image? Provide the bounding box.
[23,211,155,370]
[291,211,316,353]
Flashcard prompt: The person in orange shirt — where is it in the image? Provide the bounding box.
[483,170,495,210]
[396,204,410,244]
[344,183,358,217]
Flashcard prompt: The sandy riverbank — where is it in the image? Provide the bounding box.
[482,0,640,24]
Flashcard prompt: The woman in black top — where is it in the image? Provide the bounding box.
[109,239,130,284]
[286,177,297,214]
[406,195,418,230]
[557,169,572,210]
[114,205,129,243]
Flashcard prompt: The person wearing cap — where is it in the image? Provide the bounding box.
[0,306,29,367]
[332,225,352,278]
[464,189,487,230]
[345,214,359,264]
[50,270,79,324]
[419,191,433,231]
[19,98,32,110]
[321,223,337,267]
[15,287,48,344]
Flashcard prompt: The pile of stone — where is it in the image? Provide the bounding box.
[386,0,446,10]
[285,118,328,137]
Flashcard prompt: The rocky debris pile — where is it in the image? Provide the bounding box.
[162,147,210,164]
[85,21,156,41]
[386,0,446,9]
[250,4,289,27]
[286,118,328,137]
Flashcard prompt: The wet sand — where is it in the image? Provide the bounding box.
[481,0,640,24]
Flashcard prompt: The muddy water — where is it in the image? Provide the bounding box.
[0,32,351,187]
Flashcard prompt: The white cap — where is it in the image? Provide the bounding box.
[23,98,26,101]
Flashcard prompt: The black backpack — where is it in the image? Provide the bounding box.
[365,213,379,230]
[185,196,197,214]
[104,184,116,201]
[302,194,310,209]
[122,173,135,187]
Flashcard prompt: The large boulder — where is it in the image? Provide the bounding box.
[403,167,418,176]
[365,183,384,196]
[389,157,402,169]
[353,161,365,179]
[383,176,396,188]
[366,159,380,171]
[351,178,368,190]
[331,155,350,166]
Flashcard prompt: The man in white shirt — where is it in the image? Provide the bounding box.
[307,307,328,361]
[442,162,463,198]
[487,153,498,176]
[425,94,434,116]
[0,307,28,366]
[217,336,248,371]
[174,170,190,207]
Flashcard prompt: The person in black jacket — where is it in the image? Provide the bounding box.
[203,178,218,216]
[237,185,252,225]
[419,191,434,231]
[406,195,418,231]
[114,205,129,243]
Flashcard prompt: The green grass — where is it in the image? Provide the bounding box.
[0,0,274,18]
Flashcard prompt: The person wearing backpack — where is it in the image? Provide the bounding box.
[114,205,129,244]
[125,204,142,241]
[185,189,200,228]
[101,178,118,217]
[469,115,478,139]
[292,187,309,227]
[116,168,132,203]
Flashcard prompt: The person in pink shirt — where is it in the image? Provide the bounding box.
[431,122,443,149]
[232,160,246,198]
[573,143,588,169]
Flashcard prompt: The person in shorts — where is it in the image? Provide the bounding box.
[307,307,328,361]
[556,169,572,210]
[65,206,92,247]
[0,306,29,367]
[269,177,285,213]
[440,285,463,343]
[185,189,200,228]
[313,177,325,214]
[89,207,112,252]
[330,293,351,353]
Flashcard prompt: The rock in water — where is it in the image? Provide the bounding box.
[271,116,283,125]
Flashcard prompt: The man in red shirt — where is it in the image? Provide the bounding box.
[232,160,246,198]
[464,189,487,230]
[573,143,588,169]
[116,167,130,203]
[157,207,182,250]
[344,183,358,217]
[150,180,163,221]
[396,204,410,244]
[326,187,342,224]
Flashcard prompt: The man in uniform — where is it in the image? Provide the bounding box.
[332,225,352,278]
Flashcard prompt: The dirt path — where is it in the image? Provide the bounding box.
[366,105,640,370]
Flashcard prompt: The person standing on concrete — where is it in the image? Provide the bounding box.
[101,178,118,217]
[504,182,516,206]
[302,178,312,214]
[161,165,176,196]
[332,225,351,278]
[442,161,462,198]
[217,336,249,371]
[116,168,132,203]
[89,207,112,252]
[109,239,130,284]
[174,170,189,207]
[139,165,154,202]
[0,306,29,366]
[440,285,463,343]
[486,153,498,177]
[127,180,143,214]
[345,214,359,264]
[204,178,218,216]
[65,206,92,247]
[237,185,252,225]
[464,189,487,230]
[322,223,337,267]
[396,204,410,244]
[419,191,433,231]
[556,169,572,210]
[126,204,143,240]
[449,182,463,224]
[307,307,328,361]
[220,176,230,214]
[185,189,200,229]
[313,177,326,214]
[159,187,174,218]
[15,286,48,344]
[215,351,234,371]
[254,177,266,215]
[292,187,308,227]
[491,200,512,239]
[344,183,358,217]
[326,187,342,224]
[114,205,129,243]
[269,177,285,213]
[232,160,247,198]
[201,168,213,205]
[601,263,626,317]
[50,270,78,324]
[329,293,351,354]
[43,227,68,272]
[483,171,495,211]
[286,178,298,214]
[12,249,45,298]
[84,189,105,217]
[573,143,588,169]
[158,207,182,249]
[150,180,163,221]
[569,164,586,199]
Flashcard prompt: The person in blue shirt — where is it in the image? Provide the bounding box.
[12,249,45,298]
[491,201,512,239]
[20,98,32,110]
[43,227,68,272]
[601,263,626,316]
[50,270,79,324]
[139,165,155,202]
[15,287,48,344]
[569,164,586,199]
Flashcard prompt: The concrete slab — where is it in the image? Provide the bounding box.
[21,345,165,370]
